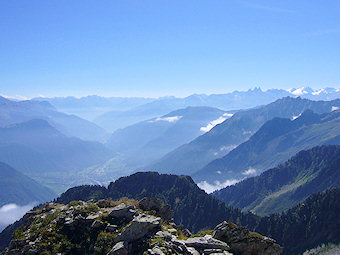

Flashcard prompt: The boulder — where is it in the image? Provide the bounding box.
[213,221,282,255]
[108,241,129,255]
[115,214,161,243]
[108,203,136,221]
[184,235,230,251]
[139,198,173,222]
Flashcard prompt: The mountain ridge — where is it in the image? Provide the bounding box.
[213,145,340,216]
[194,109,340,185]
[142,97,340,176]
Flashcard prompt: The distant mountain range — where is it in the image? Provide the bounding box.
[32,95,154,121]
[33,87,340,131]
[106,106,232,169]
[0,96,108,142]
[0,162,56,207]
[194,109,340,186]
[0,119,112,193]
[142,97,340,178]
[213,145,340,216]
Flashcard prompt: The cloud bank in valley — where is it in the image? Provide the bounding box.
[200,113,233,132]
[242,167,257,176]
[149,116,183,123]
[198,179,239,194]
[0,203,35,230]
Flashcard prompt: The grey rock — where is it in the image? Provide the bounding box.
[108,203,136,220]
[107,241,128,255]
[139,197,173,222]
[86,214,100,221]
[184,235,229,251]
[187,247,200,255]
[147,246,166,255]
[213,221,282,255]
[106,224,118,233]
[115,214,161,243]
[91,220,107,230]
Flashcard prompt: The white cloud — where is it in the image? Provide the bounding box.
[0,203,34,228]
[149,116,182,123]
[198,179,239,193]
[216,171,222,174]
[242,167,257,176]
[332,106,339,111]
[223,113,234,118]
[213,145,237,156]
[291,113,302,120]
[200,113,233,132]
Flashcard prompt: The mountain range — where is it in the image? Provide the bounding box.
[194,109,340,186]
[0,96,107,142]
[33,87,340,131]
[0,119,112,193]
[142,97,340,178]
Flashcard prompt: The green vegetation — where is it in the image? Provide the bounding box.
[57,172,259,233]
[94,232,117,254]
[214,145,340,215]
[255,188,340,255]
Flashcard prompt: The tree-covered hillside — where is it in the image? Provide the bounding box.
[213,145,340,215]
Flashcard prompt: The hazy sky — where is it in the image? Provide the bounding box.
[1,0,339,98]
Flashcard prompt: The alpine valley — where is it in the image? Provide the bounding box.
[1,88,340,255]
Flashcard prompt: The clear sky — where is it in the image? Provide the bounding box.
[0,0,339,98]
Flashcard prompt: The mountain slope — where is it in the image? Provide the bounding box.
[1,199,282,255]
[194,110,340,185]
[106,106,230,168]
[0,119,113,192]
[144,97,340,176]
[0,119,112,174]
[3,173,338,255]
[255,188,340,255]
[213,145,340,215]
[0,162,56,207]
[56,172,259,233]
[50,173,340,254]
[0,96,107,141]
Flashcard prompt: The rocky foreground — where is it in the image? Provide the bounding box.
[3,198,282,255]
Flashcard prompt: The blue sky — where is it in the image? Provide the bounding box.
[0,0,339,98]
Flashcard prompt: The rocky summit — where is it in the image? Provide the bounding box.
[2,198,282,255]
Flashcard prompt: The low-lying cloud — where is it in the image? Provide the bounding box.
[198,179,239,193]
[242,167,257,176]
[200,113,234,132]
[0,203,35,229]
[149,116,182,123]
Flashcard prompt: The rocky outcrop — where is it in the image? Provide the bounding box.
[2,199,282,255]
[213,221,282,255]
[139,197,173,223]
[147,232,232,255]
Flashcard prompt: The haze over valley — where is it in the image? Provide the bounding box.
[1,1,340,254]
